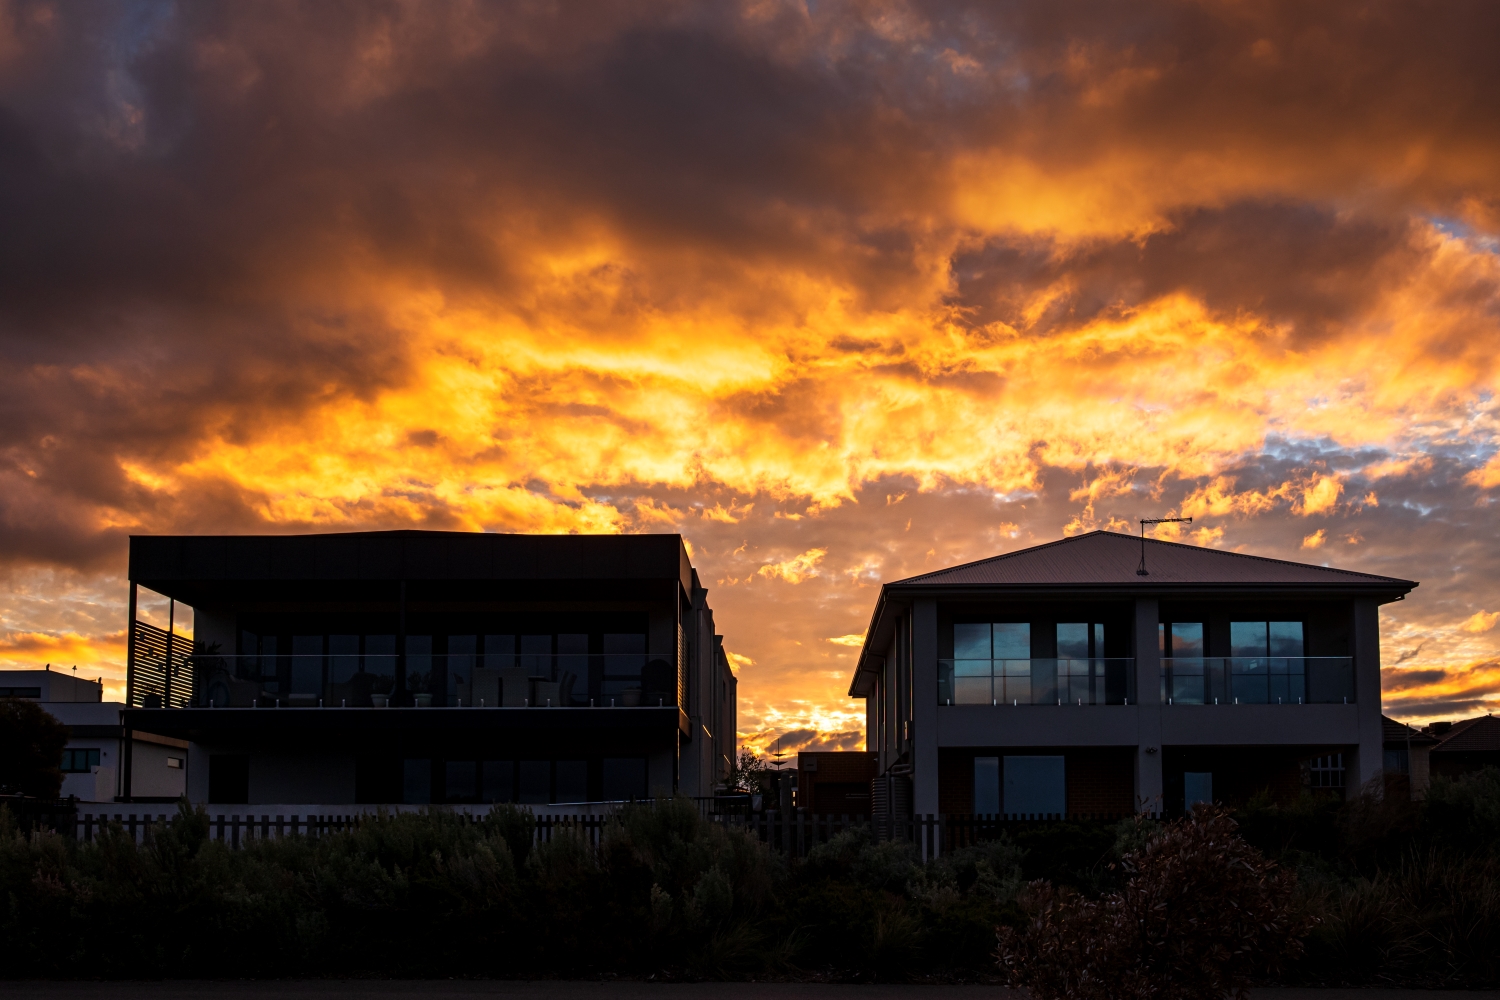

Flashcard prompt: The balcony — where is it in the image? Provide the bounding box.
[1159,657,1354,705]
[938,658,1135,706]
[130,641,679,709]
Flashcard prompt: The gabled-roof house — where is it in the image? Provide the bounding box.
[848,530,1416,816]
[1427,715,1500,778]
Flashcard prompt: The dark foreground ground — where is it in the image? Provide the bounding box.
[6,983,1500,1000]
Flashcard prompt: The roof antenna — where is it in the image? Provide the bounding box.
[1137,517,1192,576]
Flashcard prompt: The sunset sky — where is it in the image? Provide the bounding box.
[2,0,1499,753]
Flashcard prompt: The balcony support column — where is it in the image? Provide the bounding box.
[1134,597,1163,812]
[125,581,138,708]
[1352,598,1384,796]
[912,598,939,817]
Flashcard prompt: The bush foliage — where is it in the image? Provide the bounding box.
[1,768,1497,983]
[996,807,1308,999]
[0,696,69,798]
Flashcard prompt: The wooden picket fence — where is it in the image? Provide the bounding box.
[722,810,1146,860]
[62,806,1151,860]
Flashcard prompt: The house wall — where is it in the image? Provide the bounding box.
[131,739,188,799]
[59,735,120,802]
[248,751,357,804]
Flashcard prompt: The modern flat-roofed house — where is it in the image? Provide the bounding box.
[120,531,737,807]
[847,530,1416,817]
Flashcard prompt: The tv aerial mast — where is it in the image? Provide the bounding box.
[1137,517,1192,576]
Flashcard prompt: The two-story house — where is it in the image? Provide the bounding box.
[848,530,1415,816]
[119,531,737,807]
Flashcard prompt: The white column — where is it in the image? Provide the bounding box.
[1352,598,1385,794]
[1134,597,1163,812]
[912,598,939,816]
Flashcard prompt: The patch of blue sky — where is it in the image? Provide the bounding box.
[1427,215,1499,254]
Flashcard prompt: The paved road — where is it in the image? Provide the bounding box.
[6,983,1500,1000]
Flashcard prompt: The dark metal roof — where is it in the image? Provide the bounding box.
[1430,715,1500,754]
[894,530,1416,589]
[1383,715,1440,745]
[129,530,696,598]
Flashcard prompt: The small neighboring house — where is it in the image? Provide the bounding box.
[1382,715,1439,800]
[848,530,1417,817]
[117,530,737,808]
[1425,715,1500,778]
[796,751,878,815]
[0,667,187,802]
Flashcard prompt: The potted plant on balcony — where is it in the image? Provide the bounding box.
[407,671,433,707]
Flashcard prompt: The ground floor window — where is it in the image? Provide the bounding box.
[60,748,101,773]
[1003,755,1065,817]
[1303,753,1346,789]
[973,756,1001,814]
[1184,771,1213,808]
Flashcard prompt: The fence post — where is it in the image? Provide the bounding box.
[216,813,224,843]
[231,815,240,849]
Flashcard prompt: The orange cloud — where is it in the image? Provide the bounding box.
[756,548,827,585]
[1461,611,1500,634]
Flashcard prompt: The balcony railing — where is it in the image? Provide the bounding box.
[938,658,1135,706]
[1159,657,1354,705]
[135,650,680,709]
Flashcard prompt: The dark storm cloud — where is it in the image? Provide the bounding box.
[0,0,1499,728]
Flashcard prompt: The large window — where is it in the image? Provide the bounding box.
[953,622,1031,705]
[1004,755,1065,817]
[1056,622,1110,704]
[1160,622,1206,703]
[1229,621,1304,704]
[945,621,1128,705]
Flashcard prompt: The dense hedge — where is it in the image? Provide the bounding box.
[2,770,1498,983]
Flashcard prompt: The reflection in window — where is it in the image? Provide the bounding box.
[406,635,433,696]
[483,635,516,670]
[974,756,1000,814]
[558,633,589,705]
[520,635,551,676]
[555,760,588,803]
[403,759,431,804]
[1230,621,1305,703]
[519,761,550,804]
[603,633,646,705]
[1056,623,1089,659]
[993,623,1030,659]
[292,635,324,695]
[482,760,513,803]
[602,757,645,800]
[448,635,476,707]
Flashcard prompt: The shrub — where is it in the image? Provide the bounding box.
[0,696,68,798]
[995,806,1311,1000]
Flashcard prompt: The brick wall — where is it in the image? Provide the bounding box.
[1064,749,1135,815]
